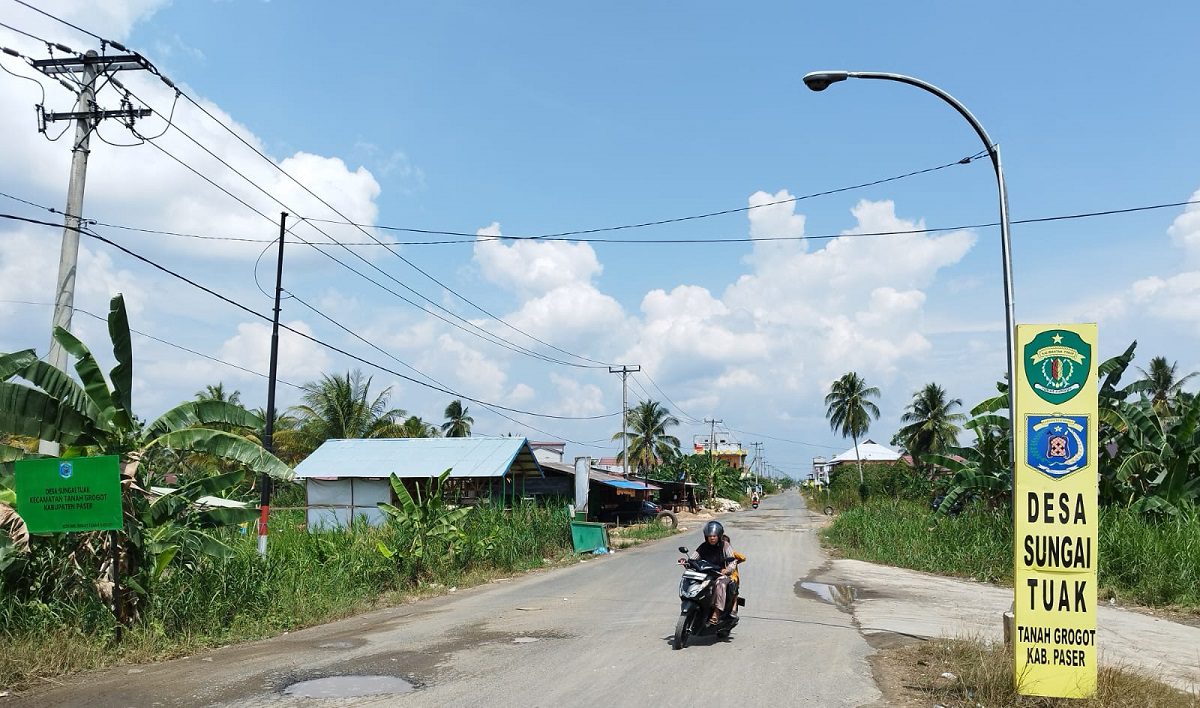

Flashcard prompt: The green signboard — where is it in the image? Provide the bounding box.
[14,455,123,533]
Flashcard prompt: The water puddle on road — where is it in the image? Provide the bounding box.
[796,581,857,612]
[283,675,415,698]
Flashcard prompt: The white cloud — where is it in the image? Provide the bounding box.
[548,373,606,418]
[473,223,604,297]
[1167,188,1200,260]
[217,320,331,383]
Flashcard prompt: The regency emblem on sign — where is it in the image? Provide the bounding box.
[1024,330,1090,403]
[1025,414,1088,479]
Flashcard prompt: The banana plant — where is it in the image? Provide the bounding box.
[0,294,291,619]
[376,469,471,578]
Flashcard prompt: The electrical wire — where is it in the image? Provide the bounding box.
[304,152,988,241]
[128,134,599,370]
[0,298,304,389]
[9,0,102,42]
[6,186,1193,248]
[283,290,613,448]
[634,370,704,424]
[0,213,622,421]
[109,95,609,370]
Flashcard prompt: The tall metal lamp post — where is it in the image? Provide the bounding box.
[801,70,1017,461]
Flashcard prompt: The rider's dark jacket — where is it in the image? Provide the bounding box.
[691,540,737,574]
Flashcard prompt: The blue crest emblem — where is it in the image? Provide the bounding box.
[59,462,73,479]
[1026,415,1088,479]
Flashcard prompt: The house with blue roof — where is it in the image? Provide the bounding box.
[293,436,544,531]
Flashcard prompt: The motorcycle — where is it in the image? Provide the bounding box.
[672,546,744,650]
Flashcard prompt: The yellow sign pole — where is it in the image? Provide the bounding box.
[1013,324,1098,698]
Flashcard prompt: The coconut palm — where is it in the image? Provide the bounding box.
[1137,356,1198,415]
[287,370,406,455]
[441,399,473,437]
[611,400,680,476]
[400,416,440,438]
[195,383,241,406]
[824,372,881,496]
[895,383,966,474]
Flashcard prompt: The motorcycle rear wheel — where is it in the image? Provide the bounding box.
[673,610,693,650]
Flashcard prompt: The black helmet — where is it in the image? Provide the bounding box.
[702,520,724,538]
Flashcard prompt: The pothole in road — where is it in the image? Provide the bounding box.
[283,675,415,698]
[512,636,540,643]
[796,581,857,612]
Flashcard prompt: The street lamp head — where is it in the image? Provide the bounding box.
[802,70,850,92]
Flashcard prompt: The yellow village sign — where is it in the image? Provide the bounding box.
[1013,324,1098,698]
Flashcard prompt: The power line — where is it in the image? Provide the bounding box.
[721,425,841,450]
[0,298,304,389]
[9,0,102,42]
[8,187,1197,249]
[120,124,602,371]
[304,153,987,240]
[1,214,622,421]
[283,290,612,448]
[634,370,704,424]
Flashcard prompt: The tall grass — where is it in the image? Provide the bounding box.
[1,502,574,691]
[823,498,1200,611]
[823,497,1012,582]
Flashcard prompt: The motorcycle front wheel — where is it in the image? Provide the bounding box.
[673,609,694,650]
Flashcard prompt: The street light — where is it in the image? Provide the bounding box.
[802,69,1017,471]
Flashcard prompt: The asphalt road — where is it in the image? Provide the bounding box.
[17,490,882,707]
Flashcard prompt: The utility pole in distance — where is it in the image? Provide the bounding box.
[609,365,641,477]
[258,212,288,557]
[30,49,150,455]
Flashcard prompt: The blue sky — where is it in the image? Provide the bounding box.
[2,1,1198,477]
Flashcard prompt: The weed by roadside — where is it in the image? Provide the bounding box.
[873,638,1197,707]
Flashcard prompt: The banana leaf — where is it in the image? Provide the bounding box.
[107,295,136,429]
[17,358,103,427]
[52,326,127,432]
[0,350,38,381]
[195,507,259,528]
[144,428,292,481]
[145,400,264,439]
[0,382,93,445]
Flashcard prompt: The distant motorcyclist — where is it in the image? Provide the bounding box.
[686,520,737,625]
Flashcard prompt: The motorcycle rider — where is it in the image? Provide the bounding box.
[686,520,738,625]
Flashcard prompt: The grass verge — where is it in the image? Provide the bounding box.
[608,520,680,548]
[873,638,1198,707]
[821,498,1200,611]
[1,503,575,693]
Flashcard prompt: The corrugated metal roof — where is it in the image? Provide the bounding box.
[293,437,544,480]
[601,479,661,491]
[538,461,661,490]
[831,440,901,463]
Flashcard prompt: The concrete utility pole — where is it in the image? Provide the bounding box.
[608,365,641,477]
[31,50,151,455]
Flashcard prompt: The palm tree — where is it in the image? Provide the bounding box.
[1137,356,1198,415]
[287,370,406,456]
[824,372,881,496]
[195,383,241,406]
[611,400,680,476]
[441,399,473,437]
[400,415,440,438]
[895,383,965,475]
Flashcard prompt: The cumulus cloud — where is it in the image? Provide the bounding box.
[1167,188,1200,260]
[473,223,604,296]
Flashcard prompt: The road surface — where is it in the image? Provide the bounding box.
[17,491,882,707]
